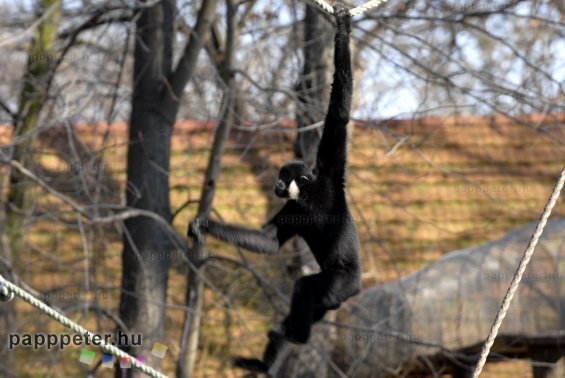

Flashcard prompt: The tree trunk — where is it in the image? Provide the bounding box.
[117,0,218,376]
[117,2,174,377]
[5,0,62,278]
[2,1,62,375]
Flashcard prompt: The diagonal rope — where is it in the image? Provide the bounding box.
[350,0,390,16]
[308,0,335,15]
[0,274,168,378]
[471,166,565,378]
[307,0,390,16]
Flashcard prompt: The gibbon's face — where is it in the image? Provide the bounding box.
[274,160,314,200]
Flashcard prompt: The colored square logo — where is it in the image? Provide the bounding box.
[79,349,95,365]
[136,355,147,364]
[101,354,114,368]
[119,357,131,368]
[151,342,168,359]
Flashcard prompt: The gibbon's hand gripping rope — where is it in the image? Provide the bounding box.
[310,0,390,16]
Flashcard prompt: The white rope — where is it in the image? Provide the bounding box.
[307,0,390,16]
[308,0,335,15]
[350,0,390,16]
[0,274,168,378]
[471,166,565,378]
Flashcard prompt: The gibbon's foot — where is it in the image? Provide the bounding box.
[233,328,286,373]
[334,4,351,30]
[233,357,268,373]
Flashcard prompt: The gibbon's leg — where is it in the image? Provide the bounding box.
[282,271,359,344]
[312,306,330,323]
[262,329,286,366]
[282,274,323,344]
[232,278,322,373]
[233,328,287,373]
[233,272,359,372]
[319,269,361,310]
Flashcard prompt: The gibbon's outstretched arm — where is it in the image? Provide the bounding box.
[315,6,352,180]
[188,204,296,254]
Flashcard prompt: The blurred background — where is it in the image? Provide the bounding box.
[0,0,564,377]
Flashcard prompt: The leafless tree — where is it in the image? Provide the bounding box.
[117,0,218,376]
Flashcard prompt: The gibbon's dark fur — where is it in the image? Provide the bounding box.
[189,4,360,373]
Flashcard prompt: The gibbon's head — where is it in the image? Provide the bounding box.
[274,160,315,200]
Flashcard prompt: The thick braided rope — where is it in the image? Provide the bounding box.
[351,0,389,16]
[308,0,335,14]
[471,166,565,378]
[0,275,168,378]
[307,0,389,16]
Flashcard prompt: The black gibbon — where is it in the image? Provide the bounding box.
[189,4,360,373]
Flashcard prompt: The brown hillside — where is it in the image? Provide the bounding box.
[4,113,562,284]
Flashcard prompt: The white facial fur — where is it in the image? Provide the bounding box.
[288,180,300,200]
